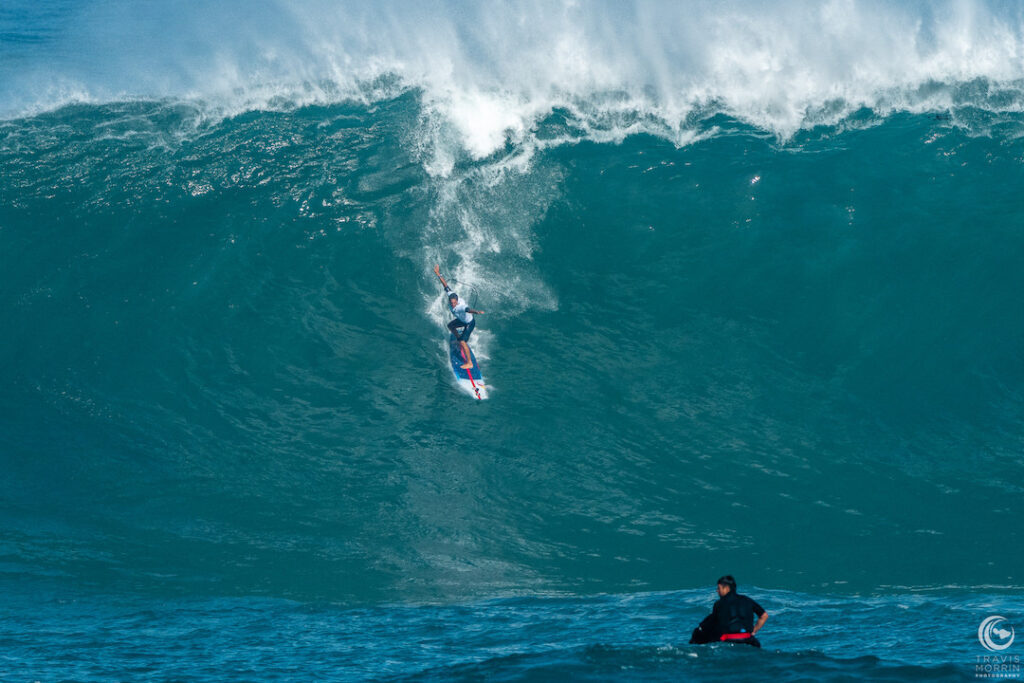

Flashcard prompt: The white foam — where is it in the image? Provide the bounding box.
[5,0,1024,150]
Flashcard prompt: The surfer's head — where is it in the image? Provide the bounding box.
[717,575,737,596]
[448,293,459,303]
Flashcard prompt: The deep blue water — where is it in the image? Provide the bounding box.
[2,1,1024,680]
[2,583,1008,681]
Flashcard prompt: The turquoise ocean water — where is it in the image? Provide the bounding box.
[2,1,1024,680]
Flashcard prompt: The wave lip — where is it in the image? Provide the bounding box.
[5,0,1024,153]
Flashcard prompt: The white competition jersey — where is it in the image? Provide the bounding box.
[449,295,473,323]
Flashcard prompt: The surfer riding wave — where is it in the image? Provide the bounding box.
[434,265,485,370]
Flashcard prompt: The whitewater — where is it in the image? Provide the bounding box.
[2,0,1023,680]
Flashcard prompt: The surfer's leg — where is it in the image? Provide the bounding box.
[459,341,474,369]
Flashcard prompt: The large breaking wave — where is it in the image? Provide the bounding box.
[4,0,1024,155]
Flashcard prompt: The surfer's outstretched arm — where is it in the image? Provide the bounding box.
[433,264,450,292]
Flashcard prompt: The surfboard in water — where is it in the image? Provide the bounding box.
[449,333,487,400]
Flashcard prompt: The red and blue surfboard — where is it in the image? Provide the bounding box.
[449,334,487,400]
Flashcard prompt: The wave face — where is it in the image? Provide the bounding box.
[2,1,1024,678]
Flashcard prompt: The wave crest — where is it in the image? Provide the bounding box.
[4,0,1024,154]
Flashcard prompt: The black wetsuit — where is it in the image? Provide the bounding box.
[448,317,475,341]
[689,592,765,647]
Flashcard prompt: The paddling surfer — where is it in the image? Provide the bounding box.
[433,265,485,369]
[689,575,769,647]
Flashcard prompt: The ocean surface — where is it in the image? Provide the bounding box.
[2,1,1024,680]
